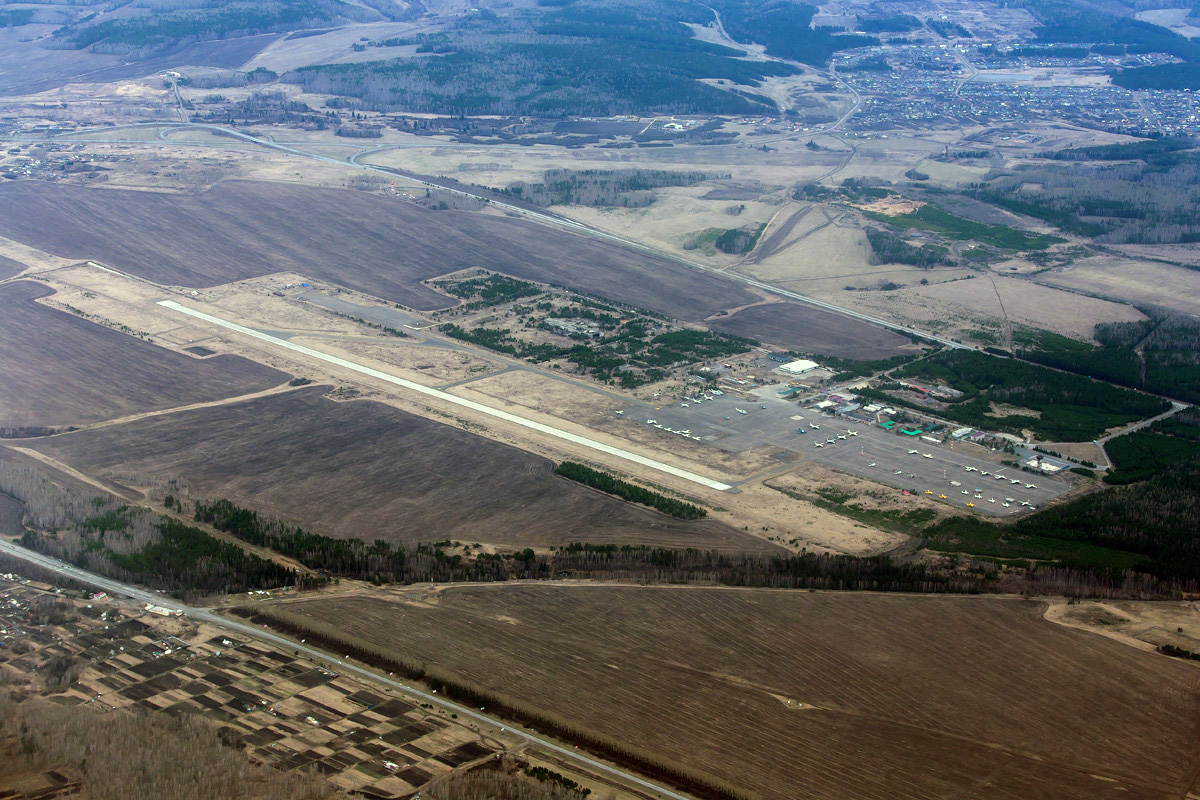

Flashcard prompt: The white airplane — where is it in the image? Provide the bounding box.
[922,453,933,459]
[1025,483,1037,489]
[965,466,976,472]
[826,438,835,444]
[1002,503,1011,508]
[847,430,858,436]
[615,410,624,415]
[988,498,996,503]
[994,475,1006,480]
[1010,479,1020,484]
[894,470,903,474]
[837,434,847,440]
[647,419,657,424]
[680,403,689,408]
[907,449,919,455]
[736,408,748,415]
[868,462,876,467]
[981,471,991,476]
[814,442,824,448]
[811,423,820,429]
[961,490,969,495]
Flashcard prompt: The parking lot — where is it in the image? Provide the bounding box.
[620,391,1069,516]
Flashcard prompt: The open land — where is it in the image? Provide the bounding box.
[271,586,1200,800]
[710,301,921,359]
[0,179,758,323]
[26,386,774,553]
[0,281,286,427]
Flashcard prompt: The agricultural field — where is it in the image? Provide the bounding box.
[0,255,24,280]
[710,301,920,360]
[272,586,1200,800]
[0,180,757,324]
[0,281,286,428]
[28,386,771,553]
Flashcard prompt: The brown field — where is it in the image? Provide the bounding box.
[710,301,919,359]
[275,586,1200,800]
[0,255,23,280]
[0,281,286,427]
[1037,255,1200,317]
[0,180,758,322]
[30,386,775,553]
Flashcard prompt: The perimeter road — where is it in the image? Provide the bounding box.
[0,539,695,800]
[157,300,733,492]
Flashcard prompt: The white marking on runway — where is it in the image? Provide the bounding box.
[158,301,733,491]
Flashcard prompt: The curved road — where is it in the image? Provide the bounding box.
[0,537,695,800]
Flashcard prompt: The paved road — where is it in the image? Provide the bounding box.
[1097,401,1190,445]
[0,538,695,800]
[159,300,734,491]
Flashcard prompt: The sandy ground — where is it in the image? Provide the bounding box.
[1044,598,1200,655]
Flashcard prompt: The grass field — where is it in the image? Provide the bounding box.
[710,301,919,359]
[0,281,286,427]
[0,180,757,323]
[273,586,1200,800]
[30,387,772,553]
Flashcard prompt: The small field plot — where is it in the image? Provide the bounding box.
[278,587,1200,800]
[30,387,770,552]
[0,181,758,322]
[0,281,286,428]
[710,301,919,359]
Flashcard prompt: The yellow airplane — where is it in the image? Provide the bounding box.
[938,494,948,499]
[966,501,975,507]
[924,490,934,495]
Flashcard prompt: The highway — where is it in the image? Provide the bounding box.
[0,537,696,800]
[158,300,734,492]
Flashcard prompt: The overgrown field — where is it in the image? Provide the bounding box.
[270,587,1200,800]
[0,281,285,427]
[0,181,756,323]
[29,387,769,553]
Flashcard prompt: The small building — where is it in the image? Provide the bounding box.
[951,427,974,439]
[779,359,819,375]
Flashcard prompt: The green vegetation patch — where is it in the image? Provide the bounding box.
[434,272,545,310]
[1104,409,1200,485]
[1015,317,1200,405]
[862,204,1063,251]
[555,462,706,519]
[924,456,1200,580]
[869,350,1170,441]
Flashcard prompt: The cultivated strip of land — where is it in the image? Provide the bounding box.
[158,301,733,491]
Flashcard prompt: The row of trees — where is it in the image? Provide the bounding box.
[554,463,706,519]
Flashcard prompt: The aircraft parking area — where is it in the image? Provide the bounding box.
[622,393,1069,515]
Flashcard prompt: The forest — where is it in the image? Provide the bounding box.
[0,463,295,599]
[924,456,1200,583]
[286,1,798,116]
[865,227,952,268]
[875,349,1170,441]
[975,146,1200,244]
[52,0,368,57]
[1014,317,1200,404]
[554,462,706,519]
